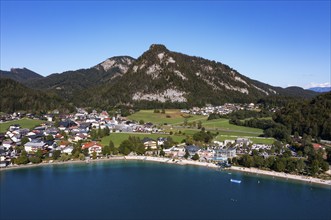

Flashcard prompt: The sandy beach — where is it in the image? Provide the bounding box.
[228,166,331,186]
[123,155,219,168]
[1,156,330,186]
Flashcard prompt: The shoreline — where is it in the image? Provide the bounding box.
[227,166,331,187]
[1,156,330,187]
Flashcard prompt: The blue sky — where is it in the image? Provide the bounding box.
[1,1,330,88]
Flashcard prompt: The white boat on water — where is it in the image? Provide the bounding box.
[230,179,241,183]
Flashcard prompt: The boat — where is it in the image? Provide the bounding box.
[230,179,241,183]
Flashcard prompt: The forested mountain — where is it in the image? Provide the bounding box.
[0,68,43,83]
[273,92,331,140]
[0,44,318,110]
[79,44,317,109]
[24,56,135,100]
[0,78,73,113]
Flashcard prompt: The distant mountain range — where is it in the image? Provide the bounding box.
[0,44,319,111]
[0,68,43,83]
[0,78,73,113]
[308,87,331,93]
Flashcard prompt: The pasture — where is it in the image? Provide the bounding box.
[128,109,208,125]
[101,132,186,147]
[0,118,45,133]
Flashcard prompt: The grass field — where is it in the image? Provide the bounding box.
[202,118,263,134]
[0,118,45,133]
[128,109,208,125]
[129,110,265,144]
[101,132,186,147]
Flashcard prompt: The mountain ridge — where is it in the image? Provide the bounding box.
[308,87,331,93]
[0,67,43,83]
[0,44,318,109]
[0,78,72,113]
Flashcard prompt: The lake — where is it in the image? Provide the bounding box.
[1,160,330,220]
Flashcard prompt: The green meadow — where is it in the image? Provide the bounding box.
[128,109,208,125]
[0,118,45,133]
[101,132,186,147]
[202,118,263,134]
[125,109,274,146]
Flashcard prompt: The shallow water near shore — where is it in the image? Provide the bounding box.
[1,160,330,220]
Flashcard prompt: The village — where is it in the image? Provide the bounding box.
[0,107,297,169]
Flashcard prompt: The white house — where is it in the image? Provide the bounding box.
[24,141,46,153]
[81,141,103,156]
[62,146,74,155]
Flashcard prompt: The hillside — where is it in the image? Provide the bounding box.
[81,44,317,108]
[0,78,73,113]
[273,92,331,140]
[24,56,135,100]
[1,44,318,109]
[0,68,43,83]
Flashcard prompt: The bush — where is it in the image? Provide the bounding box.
[79,153,86,160]
[192,153,199,161]
[29,156,42,164]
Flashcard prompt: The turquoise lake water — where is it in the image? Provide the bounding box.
[0,160,330,220]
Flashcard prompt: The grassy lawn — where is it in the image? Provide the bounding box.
[0,118,45,133]
[128,109,207,125]
[202,118,263,134]
[214,135,275,145]
[101,132,186,147]
[174,118,264,137]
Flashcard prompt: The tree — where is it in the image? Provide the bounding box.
[273,141,283,155]
[192,153,199,161]
[59,153,70,162]
[253,155,264,168]
[197,121,202,129]
[97,127,102,138]
[282,148,292,158]
[16,150,29,164]
[273,158,286,172]
[52,150,61,160]
[139,120,145,125]
[193,130,213,143]
[35,149,43,159]
[119,140,132,155]
[29,156,41,164]
[320,161,329,172]
[79,153,85,160]
[90,129,98,140]
[264,156,275,169]
[72,150,80,159]
[160,149,165,157]
[92,151,97,159]
[326,148,331,163]
[310,160,320,176]
[82,148,89,156]
[21,137,29,145]
[252,149,259,156]
[241,154,254,168]
[45,134,54,141]
[104,127,110,136]
[184,149,190,159]
[296,159,306,174]
[163,137,174,149]
[286,158,297,173]
[102,145,111,156]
